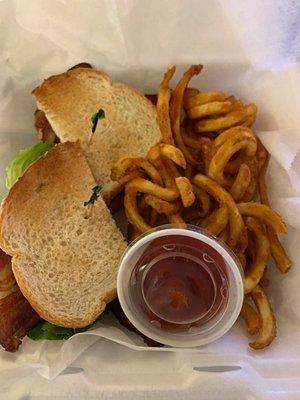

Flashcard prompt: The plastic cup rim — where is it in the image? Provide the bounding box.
[117,225,244,348]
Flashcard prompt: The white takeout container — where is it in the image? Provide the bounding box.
[1,1,300,398]
[117,225,244,348]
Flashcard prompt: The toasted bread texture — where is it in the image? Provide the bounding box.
[32,68,161,186]
[0,142,127,328]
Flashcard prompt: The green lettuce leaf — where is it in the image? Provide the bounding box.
[27,320,87,341]
[6,142,54,189]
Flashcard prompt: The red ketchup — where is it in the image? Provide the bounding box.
[130,234,229,331]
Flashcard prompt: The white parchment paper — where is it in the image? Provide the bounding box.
[0,0,300,395]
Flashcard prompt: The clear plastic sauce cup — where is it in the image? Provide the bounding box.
[117,225,244,347]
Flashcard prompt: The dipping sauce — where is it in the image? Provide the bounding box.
[130,234,229,331]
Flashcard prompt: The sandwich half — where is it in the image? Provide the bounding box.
[0,141,127,328]
[32,67,161,187]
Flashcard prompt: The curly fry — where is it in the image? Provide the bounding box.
[250,285,276,349]
[236,251,246,269]
[244,218,270,294]
[124,186,151,233]
[230,163,251,202]
[159,144,186,169]
[195,104,257,133]
[219,225,230,244]
[201,138,214,174]
[187,101,233,119]
[241,156,258,202]
[111,156,163,185]
[157,66,176,144]
[168,213,186,227]
[144,194,180,215]
[225,155,244,173]
[258,147,292,273]
[170,65,203,165]
[214,126,254,148]
[149,209,158,227]
[193,174,247,249]
[193,185,211,216]
[183,87,200,103]
[102,170,144,205]
[147,145,176,188]
[240,302,261,335]
[182,209,206,222]
[256,137,269,170]
[237,203,287,234]
[200,206,229,236]
[175,177,195,207]
[126,178,179,201]
[208,129,257,187]
[184,91,226,109]
[182,133,203,150]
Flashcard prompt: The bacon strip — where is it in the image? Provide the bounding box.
[34,109,58,144]
[0,290,40,352]
[0,250,39,352]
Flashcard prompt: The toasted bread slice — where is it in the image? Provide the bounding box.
[0,142,127,328]
[32,67,161,186]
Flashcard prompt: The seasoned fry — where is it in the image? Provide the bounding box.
[182,208,206,222]
[250,285,276,349]
[111,156,163,185]
[219,225,230,244]
[267,230,291,273]
[193,185,211,216]
[241,156,258,202]
[175,177,195,207]
[225,155,244,173]
[149,209,158,227]
[144,194,180,215]
[126,178,179,201]
[170,65,203,165]
[256,137,269,170]
[168,213,186,227]
[184,91,226,109]
[230,163,251,202]
[187,101,232,119]
[258,150,292,272]
[163,158,181,180]
[182,132,204,150]
[246,233,257,264]
[208,137,257,187]
[147,145,176,188]
[214,126,254,148]
[102,170,144,205]
[124,186,151,233]
[237,203,287,234]
[157,66,176,144]
[201,138,214,174]
[200,206,229,236]
[193,174,246,249]
[241,104,257,128]
[159,144,186,169]
[183,87,200,102]
[244,218,270,294]
[195,104,256,133]
[209,127,257,186]
[240,302,261,335]
[236,251,246,269]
